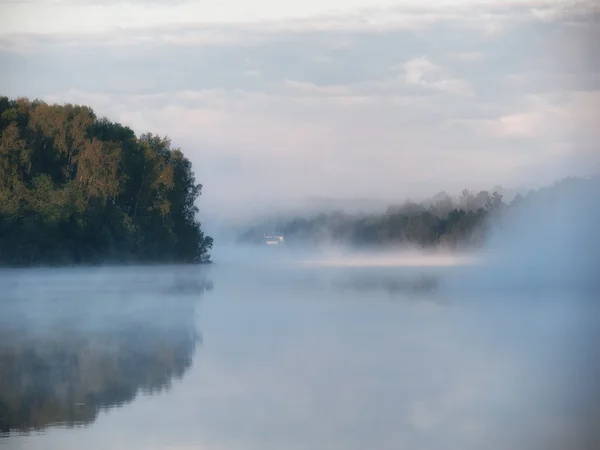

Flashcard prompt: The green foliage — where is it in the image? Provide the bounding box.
[238,190,511,249]
[0,96,212,266]
[239,177,598,250]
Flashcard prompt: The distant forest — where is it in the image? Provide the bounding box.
[238,176,597,249]
[0,96,213,266]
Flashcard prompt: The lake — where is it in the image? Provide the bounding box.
[1,255,598,450]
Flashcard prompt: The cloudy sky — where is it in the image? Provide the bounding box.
[1,0,598,222]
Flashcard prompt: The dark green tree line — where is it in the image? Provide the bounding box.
[238,197,494,249]
[0,96,212,266]
[238,176,598,249]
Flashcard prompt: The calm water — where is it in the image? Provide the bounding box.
[0,259,598,450]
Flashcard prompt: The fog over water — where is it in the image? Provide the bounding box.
[1,0,599,448]
[1,179,599,450]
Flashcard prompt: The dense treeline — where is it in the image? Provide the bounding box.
[238,177,596,250]
[0,96,212,266]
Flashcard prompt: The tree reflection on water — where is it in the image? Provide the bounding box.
[0,268,212,435]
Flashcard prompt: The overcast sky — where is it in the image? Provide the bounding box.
[1,0,599,222]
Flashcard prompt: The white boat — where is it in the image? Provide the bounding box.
[264,233,284,246]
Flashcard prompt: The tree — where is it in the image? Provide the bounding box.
[0,96,212,266]
[485,191,504,213]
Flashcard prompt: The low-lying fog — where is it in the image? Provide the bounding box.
[1,180,599,450]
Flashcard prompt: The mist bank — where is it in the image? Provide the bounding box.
[466,174,600,294]
[0,96,213,267]
[236,176,599,254]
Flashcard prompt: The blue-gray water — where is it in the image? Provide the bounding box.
[1,260,598,450]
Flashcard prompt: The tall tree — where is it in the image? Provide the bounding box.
[0,96,212,266]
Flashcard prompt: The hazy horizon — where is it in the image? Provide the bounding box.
[2,0,599,228]
[2,3,600,448]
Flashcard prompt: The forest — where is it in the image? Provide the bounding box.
[0,96,213,266]
[238,176,597,250]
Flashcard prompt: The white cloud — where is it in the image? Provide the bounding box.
[561,90,600,138]
[243,69,262,77]
[0,0,590,36]
[402,57,473,95]
[495,111,550,137]
[442,94,572,140]
[451,51,485,62]
[403,57,438,84]
[284,80,351,95]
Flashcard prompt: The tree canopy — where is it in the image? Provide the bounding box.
[0,96,212,266]
[237,177,598,250]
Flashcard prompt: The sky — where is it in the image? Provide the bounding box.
[0,0,599,223]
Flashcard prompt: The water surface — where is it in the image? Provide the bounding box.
[1,261,598,450]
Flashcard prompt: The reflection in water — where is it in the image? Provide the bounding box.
[0,267,212,436]
[215,262,445,303]
[331,272,440,298]
[0,263,598,450]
